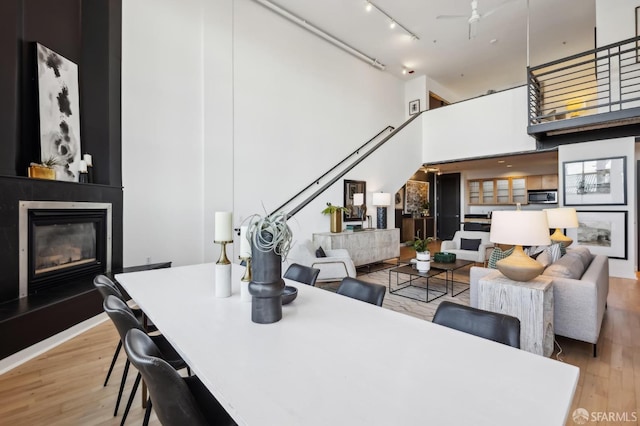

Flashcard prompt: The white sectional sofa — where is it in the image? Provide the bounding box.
[470,247,609,356]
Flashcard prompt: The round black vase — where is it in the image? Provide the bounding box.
[248,234,284,324]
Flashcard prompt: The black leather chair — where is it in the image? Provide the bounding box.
[94,274,155,387]
[336,277,386,306]
[432,301,521,348]
[283,263,320,286]
[124,328,236,426]
[103,295,187,425]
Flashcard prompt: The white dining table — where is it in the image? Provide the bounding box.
[116,262,579,426]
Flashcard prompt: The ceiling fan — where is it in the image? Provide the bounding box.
[436,0,519,39]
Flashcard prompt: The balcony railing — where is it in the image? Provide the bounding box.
[528,35,640,136]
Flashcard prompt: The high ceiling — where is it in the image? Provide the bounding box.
[269,0,596,100]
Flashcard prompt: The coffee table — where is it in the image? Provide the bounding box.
[430,259,474,297]
[388,264,448,303]
[388,259,473,302]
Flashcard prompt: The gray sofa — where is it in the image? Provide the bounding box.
[470,249,609,356]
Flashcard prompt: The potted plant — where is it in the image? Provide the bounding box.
[321,203,348,233]
[245,211,293,324]
[27,156,61,180]
[413,235,434,272]
[421,201,430,217]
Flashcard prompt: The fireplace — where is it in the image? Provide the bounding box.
[19,201,112,298]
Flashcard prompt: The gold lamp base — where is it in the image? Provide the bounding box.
[496,245,545,282]
[550,228,573,248]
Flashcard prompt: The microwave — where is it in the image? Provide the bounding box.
[528,190,558,204]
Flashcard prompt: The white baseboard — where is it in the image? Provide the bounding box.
[0,313,108,375]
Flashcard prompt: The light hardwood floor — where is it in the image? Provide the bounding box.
[0,263,638,425]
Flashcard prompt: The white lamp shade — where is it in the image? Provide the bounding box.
[353,193,364,205]
[372,192,391,206]
[544,207,578,229]
[490,210,551,246]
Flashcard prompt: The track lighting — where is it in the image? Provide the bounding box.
[363,1,419,40]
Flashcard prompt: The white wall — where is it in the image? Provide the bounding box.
[122,0,406,267]
[122,0,205,267]
[558,138,636,279]
[404,75,426,119]
[595,0,640,45]
[422,86,537,163]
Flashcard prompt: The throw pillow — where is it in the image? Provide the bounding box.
[487,247,515,269]
[566,246,593,269]
[460,238,482,251]
[315,246,327,258]
[543,253,585,279]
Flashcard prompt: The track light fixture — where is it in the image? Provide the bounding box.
[363,1,419,40]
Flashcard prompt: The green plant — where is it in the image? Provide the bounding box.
[246,211,293,259]
[40,155,62,168]
[413,235,434,253]
[321,202,348,215]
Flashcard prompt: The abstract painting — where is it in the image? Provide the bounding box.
[36,43,82,182]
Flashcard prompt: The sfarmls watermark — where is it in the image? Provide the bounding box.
[572,408,637,424]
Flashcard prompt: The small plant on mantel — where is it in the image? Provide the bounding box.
[28,156,61,180]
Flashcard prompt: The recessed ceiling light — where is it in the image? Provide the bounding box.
[489,38,498,44]
[365,1,373,12]
[506,164,513,168]
[389,20,396,29]
[498,160,505,163]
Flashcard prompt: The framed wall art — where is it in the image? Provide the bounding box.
[565,210,627,259]
[562,156,626,206]
[409,99,420,115]
[395,186,404,209]
[343,180,366,222]
[404,180,428,215]
[36,43,82,182]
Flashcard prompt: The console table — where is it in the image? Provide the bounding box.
[478,271,554,357]
[313,229,400,267]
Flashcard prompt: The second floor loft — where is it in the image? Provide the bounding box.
[528,35,640,142]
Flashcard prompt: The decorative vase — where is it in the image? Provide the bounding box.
[248,232,285,324]
[416,251,430,272]
[330,210,342,233]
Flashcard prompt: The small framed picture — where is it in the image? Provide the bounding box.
[409,99,420,115]
[565,210,627,259]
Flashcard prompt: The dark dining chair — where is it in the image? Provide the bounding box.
[283,263,320,286]
[103,295,188,425]
[93,274,155,387]
[336,277,386,306]
[432,301,521,348]
[124,328,236,426]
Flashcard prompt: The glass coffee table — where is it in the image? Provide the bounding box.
[388,259,473,303]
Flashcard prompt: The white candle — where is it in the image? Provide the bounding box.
[239,225,251,257]
[214,211,233,242]
[83,153,93,167]
[78,160,88,173]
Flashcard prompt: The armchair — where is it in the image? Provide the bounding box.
[440,230,493,264]
[287,239,356,282]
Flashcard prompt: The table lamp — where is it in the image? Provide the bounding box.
[489,210,551,282]
[544,207,578,248]
[353,193,365,223]
[372,192,391,229]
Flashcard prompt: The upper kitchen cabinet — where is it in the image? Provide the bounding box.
[468,177,528,205]
[527,174,558,191]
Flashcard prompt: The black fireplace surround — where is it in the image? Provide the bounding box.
[0,0,123,359]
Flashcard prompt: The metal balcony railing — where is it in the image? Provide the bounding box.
[528,35,640,134]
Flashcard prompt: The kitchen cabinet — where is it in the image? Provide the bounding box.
[468,177,529,205]
[527,174,558,190]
